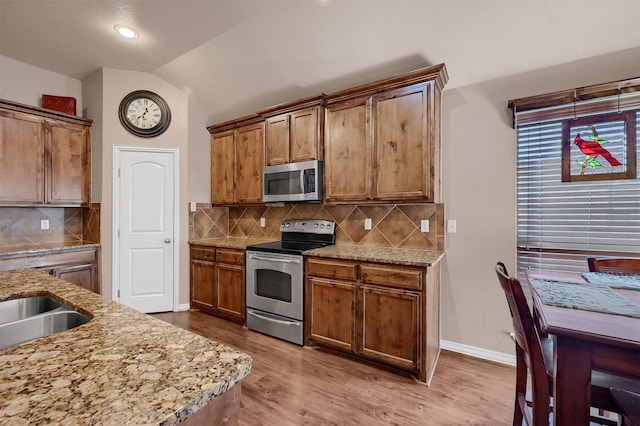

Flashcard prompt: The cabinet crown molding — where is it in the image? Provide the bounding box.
[0,99,92,127]
[207,114,263,134]
[325,63,448,104]
[257,95,325,118]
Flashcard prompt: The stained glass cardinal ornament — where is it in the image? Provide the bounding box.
[574,124,621,174]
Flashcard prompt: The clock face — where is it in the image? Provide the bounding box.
[118,90,171,138]
[126,97,162,129]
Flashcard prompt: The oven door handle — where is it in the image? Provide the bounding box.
[248,310,299,326]
[248,255,300,264]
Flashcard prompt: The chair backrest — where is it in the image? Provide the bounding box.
[495,262,550,425]
[587,257,640,275]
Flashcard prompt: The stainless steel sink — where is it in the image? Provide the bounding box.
[0,296,91,350]
[0,296,63,325]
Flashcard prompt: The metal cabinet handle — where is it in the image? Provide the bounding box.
[164,239,172,243]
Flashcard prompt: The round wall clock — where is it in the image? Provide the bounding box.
[118,90,171,138]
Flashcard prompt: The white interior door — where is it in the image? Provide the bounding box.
[114,147,178,313]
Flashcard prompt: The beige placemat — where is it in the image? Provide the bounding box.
[530,278,640,318]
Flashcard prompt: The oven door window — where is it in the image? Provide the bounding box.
[255,269,292,303]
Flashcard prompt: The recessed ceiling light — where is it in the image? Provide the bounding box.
[115,25,139,39]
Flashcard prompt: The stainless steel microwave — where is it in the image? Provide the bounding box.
[263,160,322,203]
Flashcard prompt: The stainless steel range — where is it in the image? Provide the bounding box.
[245,219,336,345]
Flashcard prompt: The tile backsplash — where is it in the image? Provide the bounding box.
[0,204,101,247]
[190,203,444,251]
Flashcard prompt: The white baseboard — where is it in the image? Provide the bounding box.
[440,339,516,366]
[177,303,190,312]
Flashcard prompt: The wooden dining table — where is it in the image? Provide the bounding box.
[526,270,640,426]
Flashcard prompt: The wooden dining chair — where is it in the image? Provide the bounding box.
[495,262,639,426]
[611,388,640,426]
[587,257,640,275]
[496,262,551,425]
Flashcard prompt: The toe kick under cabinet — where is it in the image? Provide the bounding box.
[305,256,441,385]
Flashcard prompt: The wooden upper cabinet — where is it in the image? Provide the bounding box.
[0,109,44,204]
[211,130,237,205]
[373,84,430,200]
[324,97,371,202]
[46,120,90,205]
[0,100,92,206]
[323,64,447,204]
[259,96,323,166]
[290,107,321,163]
[264,114,290,165]
[236,123,265,204]
[208,116,265,206]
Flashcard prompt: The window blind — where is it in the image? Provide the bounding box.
[516,110,640,277]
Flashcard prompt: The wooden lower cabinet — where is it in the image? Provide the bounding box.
[358,285,421,371]
[0,246,100,293]
[191,258,216,311]
[52,262,99,294]
[190,245,245,322]
[307,277,357,352]
[306,256,440,385]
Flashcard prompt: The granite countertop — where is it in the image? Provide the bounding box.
[189,237,276,250]
[304,245,445,267]
[0,241,101,259]
[0,269,252,425]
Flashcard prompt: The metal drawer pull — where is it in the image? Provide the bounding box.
[248,311,298,326]
[164,239,172,243]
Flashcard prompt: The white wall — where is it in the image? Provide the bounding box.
[440,45,640,355]
[82,68,190,306]
[82,69,104,202]
[187,96,211,202]
[0,55,83,114]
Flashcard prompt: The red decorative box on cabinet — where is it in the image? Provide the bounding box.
[42,95,76,116]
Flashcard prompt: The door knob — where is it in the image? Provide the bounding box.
[164,239,172,243]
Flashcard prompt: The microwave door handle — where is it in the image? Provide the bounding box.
[300,170,306,192]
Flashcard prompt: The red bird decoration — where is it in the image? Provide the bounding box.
[574,125,621,175]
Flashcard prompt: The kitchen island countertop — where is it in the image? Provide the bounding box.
[0,269,251,425]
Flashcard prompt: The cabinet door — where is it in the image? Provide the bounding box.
[290,107,320,163]
[0,110,44,203]
[324,98,371,202]
[307,276,357,352]
[265,114,289,165]
[211,131,236,205]
[358,285,421,371]
[191,258,216,311]
[215,262,245,321]
[236,123,264,204]
[45,120,90,205]
[373,84,431,200]
[53,263,99,293]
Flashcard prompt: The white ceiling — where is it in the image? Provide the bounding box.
[1,0,639,123]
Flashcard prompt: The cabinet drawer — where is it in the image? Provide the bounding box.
[360,263,423,290]
[215,248,244,265]
[307,258,357,281]
[190,246,215,262]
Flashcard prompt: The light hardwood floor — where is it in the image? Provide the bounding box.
[153,311,515,425]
